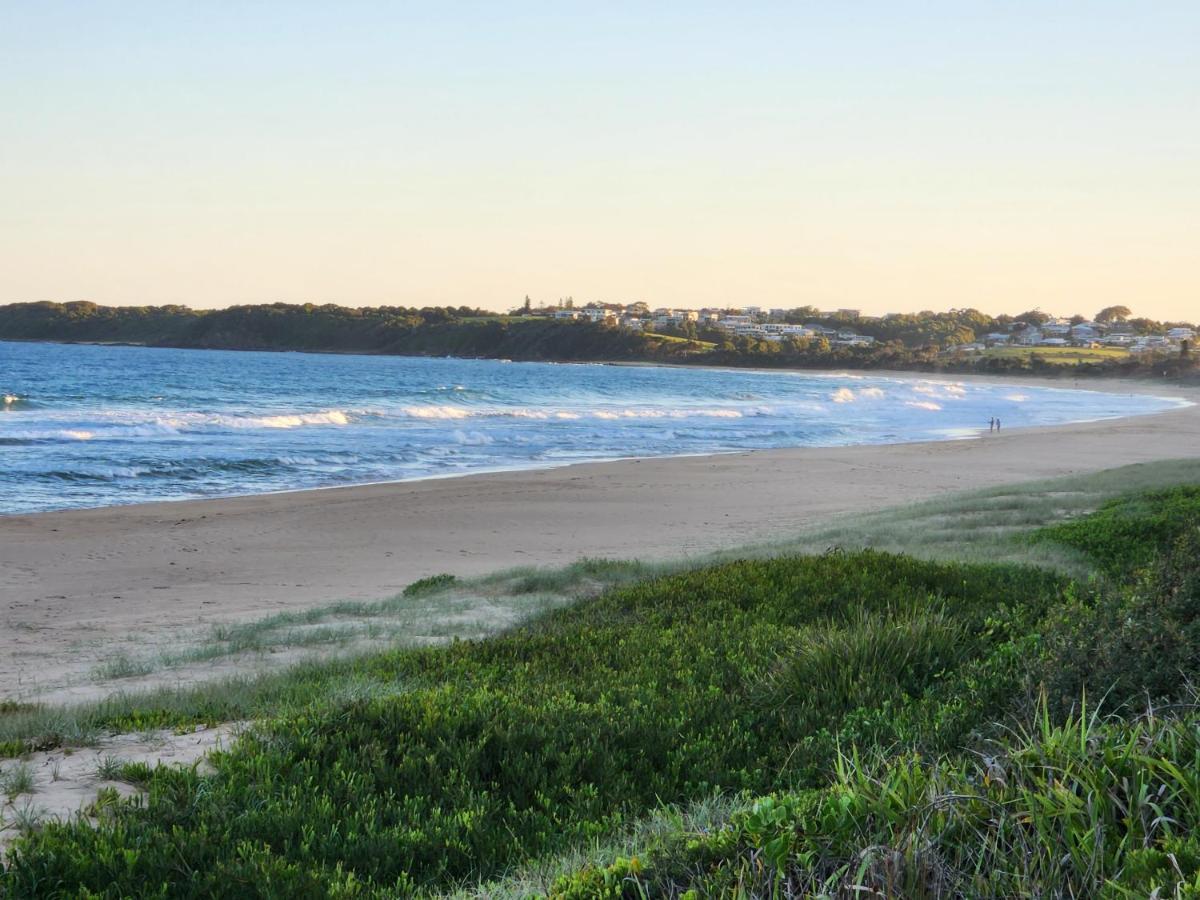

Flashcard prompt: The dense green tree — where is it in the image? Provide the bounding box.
[1015,308,1050,326]
[1,300,1195,382]
[1096,305,1133,323]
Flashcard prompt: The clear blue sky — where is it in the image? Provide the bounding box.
[2,2,1196,320]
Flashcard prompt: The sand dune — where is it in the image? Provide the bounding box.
[2,375,1197,703]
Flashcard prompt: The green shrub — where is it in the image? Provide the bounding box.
[1039,527,1200,712]
[401,573,457,597]
[7,483,1196,897]
[553,704,1200,898]
[0,553,1068,895]
[759,600,967,715]
[1033,485,1200,579]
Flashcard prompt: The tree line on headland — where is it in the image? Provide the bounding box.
[0,300,1194,381]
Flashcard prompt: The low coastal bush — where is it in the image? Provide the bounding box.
[1033,485,1200,579]
[401,573,458,597]
[4,484,1198,897]
[1038,528,1200,714]
[549,703,1200,898]
[0,552,1068,895]
[1032,487,1200,712]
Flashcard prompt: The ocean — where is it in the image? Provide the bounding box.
[0,340,1186,515]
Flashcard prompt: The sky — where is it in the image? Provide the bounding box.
[1,2,1197,321]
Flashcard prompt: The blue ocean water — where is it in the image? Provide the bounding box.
[0,341,1187,515]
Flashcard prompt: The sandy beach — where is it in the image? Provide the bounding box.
[3,375,1198,702]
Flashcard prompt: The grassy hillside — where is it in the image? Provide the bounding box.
[3,300,1196,380]
[981,346,1132,364]
[1,472,1199,897]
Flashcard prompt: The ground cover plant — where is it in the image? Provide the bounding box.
[1,474,1198,897]
[527,483,1200,898]
[546,702,1200,898]
[1033,484,1200,579]
[1,553,1069,895]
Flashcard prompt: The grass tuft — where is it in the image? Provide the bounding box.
[0,761,36,799]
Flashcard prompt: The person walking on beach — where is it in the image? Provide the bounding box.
[988,416,995,432]
[996,418,1001,431]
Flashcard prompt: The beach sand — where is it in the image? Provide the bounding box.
[3,375,1198,702]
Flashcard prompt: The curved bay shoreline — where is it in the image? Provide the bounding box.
[2,373,1198,703]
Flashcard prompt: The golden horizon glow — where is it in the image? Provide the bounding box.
[1,3,1196,323]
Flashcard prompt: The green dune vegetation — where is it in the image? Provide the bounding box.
[2,462,1200,897]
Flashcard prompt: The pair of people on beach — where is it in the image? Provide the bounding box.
[989,417,1002,432]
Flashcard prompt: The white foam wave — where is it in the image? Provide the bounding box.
[829,385,890,403]
[904,400,943,411]
[453,429,494,446]
[277,455,321,466]
[251,410,350,429]
[85,465,151,479]
[913,382,966,399]
[401,405,473,420]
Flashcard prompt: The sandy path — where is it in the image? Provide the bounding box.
[0,723,243,852]
[2,376,1198,702]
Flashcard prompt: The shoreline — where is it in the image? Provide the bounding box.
[3,372,1198,704]
[3,367,1192,521]
[6,334,1199,386]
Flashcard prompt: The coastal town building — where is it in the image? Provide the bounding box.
[530,299,1188,357]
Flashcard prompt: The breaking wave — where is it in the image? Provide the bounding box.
[2,339,1183,514]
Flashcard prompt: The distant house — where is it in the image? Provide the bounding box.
[653,309,697,327]
[983,332,1011,346]
[834,331,875,346]
[804,323,838,336]
[554,309,580,320]
[780,325,813,337]
[718,315,754,331]
[1015,328,1043,346]
[578,307,614,323]
[1168,327,1196,341]
[733,324,765,337]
